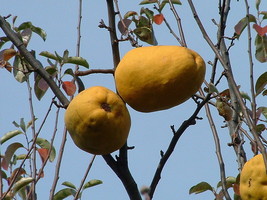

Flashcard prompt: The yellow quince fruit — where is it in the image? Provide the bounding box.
[114,46,206,112]
[240,154,267,200]
[64,86,131,155]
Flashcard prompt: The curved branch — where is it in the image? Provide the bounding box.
[0,16,69,107]
[149,94,211,198]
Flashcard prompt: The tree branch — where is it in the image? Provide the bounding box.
[0,16,69,107]
[102,1,141,200]
[149,94,211,199]
[106,0,120,68]
[187,0,267,168]
[75,68,114,76]
[103,145,142,200]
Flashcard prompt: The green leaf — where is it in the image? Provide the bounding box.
[16,154,29,160]
[255,71,267,96]
[255,34,267,63]
[140,8,154,21]
[39,51,58,61]
[208,83,219,94]
[162,0,182,4]
[256,0,261,11]
[240,91,251,102]
[139,0,157,5]
[55,51,63,63]
[0,130,23,144]
[13,55,28,83]
[256,124,266,134]
[12,121,20,128]
[36,138,56,162]
[189,182,213,195]
[12,177,34,194]
[64,56,89,68]
[62,181,77,189]
[18,186,28,200]
[2,142,24,170]
[82,179,103,190]
[20,118,26,133]
[234,14,257,37]
[0,37,10,49]
[17,22,46,41]
[63,50,69,63]
[124,11,138,19]
[135,16,150,28]
[258,107,267,119]
[26,118,38,129]
[217,176,236,189]
[1,170,7,180]
[64,68,74,76]
[134,27,158,45]
[159,0,182,11]
[260,11,267,20]
[76,76,85,93]
[53,188,76,200]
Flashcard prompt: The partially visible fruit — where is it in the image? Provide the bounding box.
[240,154,267,200]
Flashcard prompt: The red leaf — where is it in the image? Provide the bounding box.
[62,81,76,96]
[37,148,49,163]
[154,14,164,25]
[253,24,267,36]
[0,49,16,61]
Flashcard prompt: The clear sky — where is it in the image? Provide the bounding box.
[1,0,267,200]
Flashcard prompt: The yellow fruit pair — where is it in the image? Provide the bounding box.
[64,46,206,155]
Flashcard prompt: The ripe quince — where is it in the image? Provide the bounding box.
[114,46,206,112]
[240,154,267,200]
[64,86,131,155]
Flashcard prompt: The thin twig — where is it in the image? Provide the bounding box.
[75,68,114,76]
[187,0,267,169]
[36,106,61,183]
[49,127,68,199]
[200,88,231,200]
[153,5,181,44]
[168,0,187,47]
[73,155,97,200]
[27,78,37,200]
[244,0,257,125]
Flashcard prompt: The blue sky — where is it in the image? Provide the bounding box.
[1,0,267,199]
